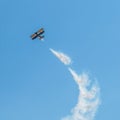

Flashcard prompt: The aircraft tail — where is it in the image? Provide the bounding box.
[38,35,44,40]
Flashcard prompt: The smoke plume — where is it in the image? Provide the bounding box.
[50,48,72,65]
[50,48,100,120]
[62,68,100,120]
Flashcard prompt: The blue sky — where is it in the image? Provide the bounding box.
[0,0,120,120]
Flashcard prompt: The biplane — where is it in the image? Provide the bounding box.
[30,28,45,40]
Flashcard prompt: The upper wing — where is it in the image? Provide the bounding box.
[37,28,44,35]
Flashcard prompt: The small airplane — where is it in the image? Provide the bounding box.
[30,28,45,40]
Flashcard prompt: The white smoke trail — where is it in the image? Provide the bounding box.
[50,48,72,65]
[61,68,100,120]
[50,48,100,120]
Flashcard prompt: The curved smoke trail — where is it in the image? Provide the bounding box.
[62,68,100,120]
[50,48,100,120]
